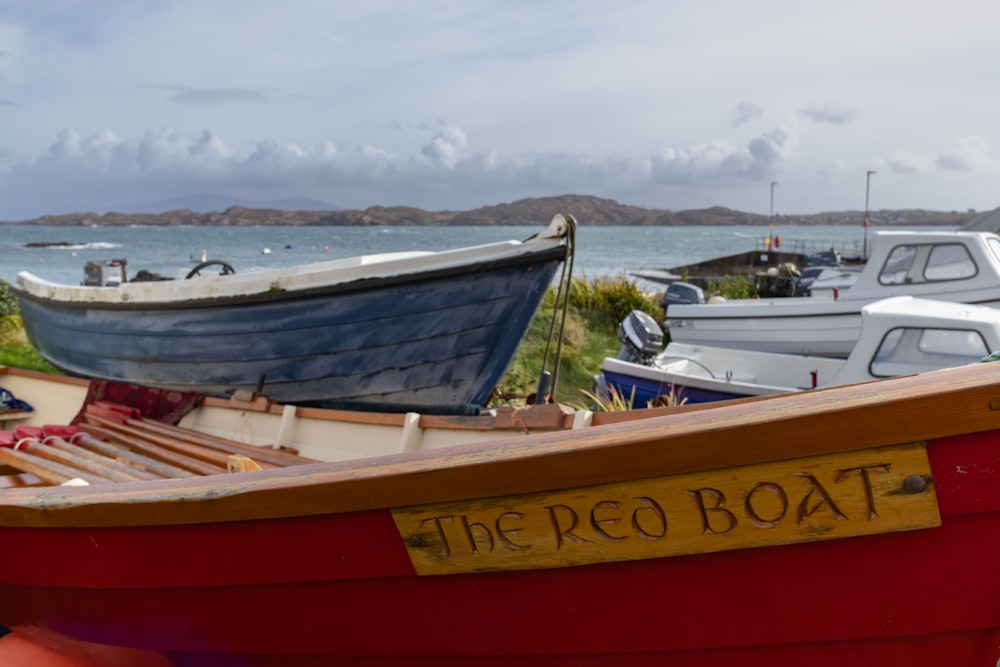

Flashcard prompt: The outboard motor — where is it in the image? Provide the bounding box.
[617,310,664,366]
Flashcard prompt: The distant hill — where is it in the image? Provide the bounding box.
[0,194,983,227]
[123,194,340,214]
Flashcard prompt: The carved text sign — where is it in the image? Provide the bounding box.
[392,443,939,575]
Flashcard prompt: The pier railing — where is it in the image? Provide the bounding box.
[754,237,867,259]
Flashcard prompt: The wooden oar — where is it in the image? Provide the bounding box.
[76,425,215,477]
[43,437,159,481]
[84,413,239,469]
[114,412,313,467]
[18,440,136,483]
[0,447,101,485]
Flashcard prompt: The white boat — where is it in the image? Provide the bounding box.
[602,296,1000,405]
[666,229,1000,356]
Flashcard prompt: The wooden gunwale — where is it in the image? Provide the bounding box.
[0,363,996,529]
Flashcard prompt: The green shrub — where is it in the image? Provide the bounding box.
[0,280,17,319]
[495,274,659,406]
[707,275,757,300]
[0,279,60,373]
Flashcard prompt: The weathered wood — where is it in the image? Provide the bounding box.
[0,362,998,528]
[84,413,236,469]
[0,447,99,485]
[69,432,194,479]
[21,441,136,484]
[394,442,939,574]
[44,437,161,481]
[227,455,263,473]
[118,415,307,467]
[0,472,46,488]
[77,425,219,476]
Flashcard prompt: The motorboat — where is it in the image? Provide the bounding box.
[666,229,1000,356]
[602,296,1000,405]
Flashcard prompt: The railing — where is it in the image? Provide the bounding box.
[754,238,868,258]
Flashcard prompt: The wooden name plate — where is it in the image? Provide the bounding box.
[393,443,939,575]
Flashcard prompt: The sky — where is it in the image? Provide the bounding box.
[1,0,999,220]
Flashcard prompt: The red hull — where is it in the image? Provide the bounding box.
[1,431,999,665]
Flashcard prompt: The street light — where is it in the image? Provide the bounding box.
[863,170,876,258]
[769,181,778,250]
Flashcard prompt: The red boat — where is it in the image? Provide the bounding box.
[0,363,999,666]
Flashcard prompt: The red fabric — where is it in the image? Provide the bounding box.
[71,380,203,426]
[41,425,83,439]
[13,425,43,440]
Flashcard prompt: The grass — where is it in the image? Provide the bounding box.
[0,274,666,408]
[0,281,60,373]
[493,273,662,407]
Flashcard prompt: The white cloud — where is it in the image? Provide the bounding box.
[888,150,933,174]
[2,1,1000,216]
[420,125,468,169]
[935,136,992,172]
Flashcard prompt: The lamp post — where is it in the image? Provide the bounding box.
[769,181,778,250]
[863,170,876,258]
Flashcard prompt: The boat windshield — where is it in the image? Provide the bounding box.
[878,243,977,285]
[869,327,989,377]
[988,237,1000,265]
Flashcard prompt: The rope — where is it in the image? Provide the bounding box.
[535,215,577,403]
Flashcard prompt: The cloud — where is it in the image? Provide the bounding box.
[887,150,933,174]
[731,102,763,127]
[421,126,467,169]
[887,136,993,174]
[154,85,272,106]
[7,122,798,206]
[651,124,797,186]
[748,127,796,164]
[0,123,696,213]
[797,103,860,126]
[935,136,991,171]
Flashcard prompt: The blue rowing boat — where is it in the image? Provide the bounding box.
[13,216,573,414]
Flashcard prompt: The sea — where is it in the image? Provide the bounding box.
[0,223,957,288]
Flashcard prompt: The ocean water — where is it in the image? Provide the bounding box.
[0,223,955,287]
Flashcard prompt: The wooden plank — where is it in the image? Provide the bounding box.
[120,416,309,467]
[227,455,263,473]
[77,424,222,476]
[20,442,131,484]
[0,472,46,488]
[0,448,99,485]
[84,414,235,468]
[44,437,161,481]
[69,432,194,479]
[393,442,940,574]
